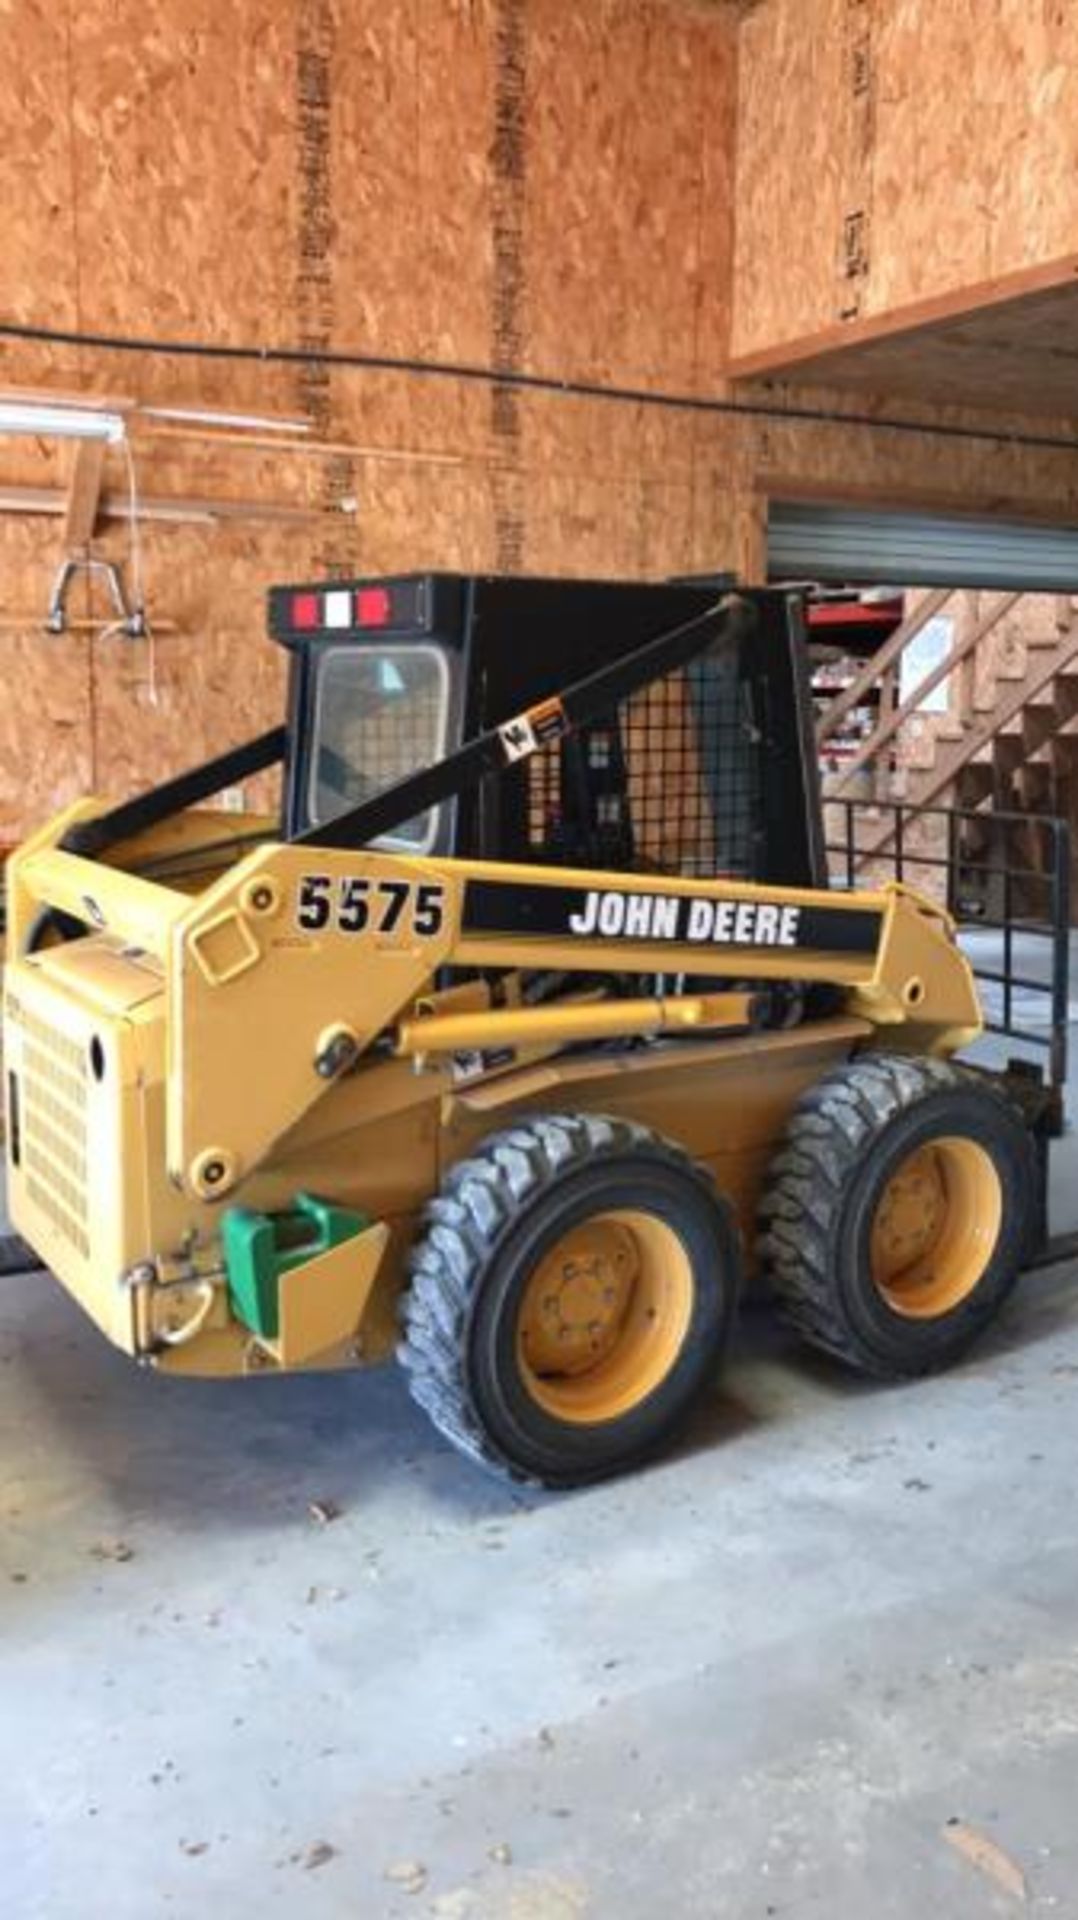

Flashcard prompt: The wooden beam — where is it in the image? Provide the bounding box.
[816,588,952,745]
[135,421,468,467]
[0,382,136,413]
[729,250,1078,382]
[62,439,107,550]
[0,616,178,634]
[0,484,331,527]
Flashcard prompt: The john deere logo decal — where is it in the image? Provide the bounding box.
[462,879,881,956]
[567,889,801,947]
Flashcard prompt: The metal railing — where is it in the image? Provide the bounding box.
[825,798,1070,1093]
[814,589,1027,785]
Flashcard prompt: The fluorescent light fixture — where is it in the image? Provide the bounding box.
[0,401,126,443]
[142,405,311,435]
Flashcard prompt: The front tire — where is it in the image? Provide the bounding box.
[399,1113,742,1486]
[758,1053,1035,1378]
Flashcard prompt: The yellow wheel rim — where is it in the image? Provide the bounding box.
[870,1135,1002,1319]
[516,1209,694,1425]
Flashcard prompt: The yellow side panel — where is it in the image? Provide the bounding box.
[445,1018,871,1251]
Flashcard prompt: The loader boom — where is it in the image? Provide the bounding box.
[9,830,981,1207]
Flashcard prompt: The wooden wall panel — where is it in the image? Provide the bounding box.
[0,0,82,393]
[694,12,740,392]
[89,523,309,802]
[525,0,730,390]
[745,384,1078,524]
[69,2,297,354]
[0,529,95,841]
[522,472,698,580]
[415,0,497,368]
[0,1,79,326]
[731,0,1078,361]
[731,0,846,357]
[517,387,696,486]
[870,0,1078,315]
[330,5,425,358]
[0,0,1076,847]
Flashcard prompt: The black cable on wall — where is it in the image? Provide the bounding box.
[1,317,1075,457]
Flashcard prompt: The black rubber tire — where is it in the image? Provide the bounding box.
[398,1112,742,1487]
[757,1052,1036,1378]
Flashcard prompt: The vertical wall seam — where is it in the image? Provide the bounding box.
[294,0,356,576]
[490,0,527,573]
[837,0,877,323]
[62,0,84,340]
[62,0,98,786]
[687,9,715,573]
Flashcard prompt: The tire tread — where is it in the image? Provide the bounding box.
[399,1113,720,1483]
[758,1052,1028,1375]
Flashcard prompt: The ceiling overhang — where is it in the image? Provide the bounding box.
[728,255,1078,422]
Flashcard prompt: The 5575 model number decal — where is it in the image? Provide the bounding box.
[297,875,446,938]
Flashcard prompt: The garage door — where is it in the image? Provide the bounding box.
[768,502,1078,590]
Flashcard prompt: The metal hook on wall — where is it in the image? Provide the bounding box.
[44,554,146,639]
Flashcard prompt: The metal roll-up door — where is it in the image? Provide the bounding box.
[768,503,1078,590]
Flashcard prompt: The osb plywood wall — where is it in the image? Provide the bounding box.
[0,0,743,838]
[732,0,1078,358]
[0,0,1076,839]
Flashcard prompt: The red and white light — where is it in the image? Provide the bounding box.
[356,586,391,628]
[324,589,353,629]
[288,584,397,632]
[290,592,320,630]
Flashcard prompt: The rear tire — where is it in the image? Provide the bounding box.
[758,1053,1034,1378]
[399,1113,741,1486]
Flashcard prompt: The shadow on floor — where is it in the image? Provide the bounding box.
[7,1247,1078,1554]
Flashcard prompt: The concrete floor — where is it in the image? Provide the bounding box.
[6,930,1078,1919]
[6,1249,1078,1919]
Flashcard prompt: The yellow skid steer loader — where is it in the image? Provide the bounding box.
[2,575,1053,1484]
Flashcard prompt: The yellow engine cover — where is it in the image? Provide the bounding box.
[4,940,170,1352]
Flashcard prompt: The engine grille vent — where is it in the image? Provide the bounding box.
[19,1012,90,1257]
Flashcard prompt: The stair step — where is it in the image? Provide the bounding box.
[842,607,1078,854]
[1027,676,1078,709]
[1023,709,1064,749]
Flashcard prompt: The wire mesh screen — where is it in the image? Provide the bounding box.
[525,642,764,879]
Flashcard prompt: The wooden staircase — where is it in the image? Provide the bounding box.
[817,591,1078,868]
